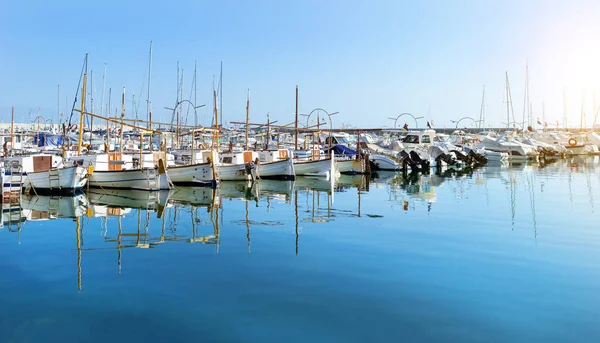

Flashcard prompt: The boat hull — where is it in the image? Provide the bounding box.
[25,166,87,193]
[369,154,400,171]
[168,162,217,187]
[256,158,295,181]
[218,163,254,181]
[88,168,170,191]
[294,158,334,177]
[336,159,366,175]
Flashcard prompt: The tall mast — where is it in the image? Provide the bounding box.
[120,87,125,155]
[266,112,270,149]
[213,90,219,150]
[77,54,88,156]
[100,64,106,130]
[563,88,568,130]
[147,41,153,130]
[295,85,299,150]
[542,102,546,132]
[219,61,223,127]
[10,106,14,151]
[107,88,111,150]
[245,89,250,150]
[90,70,94,146]
[57,85,60,128]
[580,95,586,132]
[479,85,486,129]
[505,72,511,129]
[592,91,600,131]
[194,60,197,127]
[522,60,529,129]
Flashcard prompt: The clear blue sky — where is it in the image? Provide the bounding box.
[2,0,600,129]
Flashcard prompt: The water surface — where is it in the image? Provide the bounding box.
[1,157,600,342]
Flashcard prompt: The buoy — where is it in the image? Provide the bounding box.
[568,138,577,147]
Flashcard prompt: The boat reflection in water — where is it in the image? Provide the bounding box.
[20,193,89,220]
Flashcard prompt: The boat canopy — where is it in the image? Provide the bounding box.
[327,144,357,156]
[33,133,63,148]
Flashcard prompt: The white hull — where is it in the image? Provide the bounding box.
[336,159,366,174]
[25,166,87,191]
[256,158,295,180]
[168,162,217,187]
[1,167,23,195]
[218,163,255,181]
[369,154,399,171]
[89,168,170,190]
[294,158,334,177]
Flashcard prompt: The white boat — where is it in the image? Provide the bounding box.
[25,166,88,193]
[167,149,218,187]
[476,135,538,160]
[219,151,257,181]
[369,154,400,171]
[88,159,171,191]
[168,162,217,187]
[256,158,295,180]
[293,157,335,177]
[336,159,366,174]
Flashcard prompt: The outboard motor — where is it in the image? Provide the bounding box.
[409,150,431,172]
[400,150,418,172]
[467,150,488,165]
[429,146,456,167]
[450,149,470,164]
[245,161,256,181]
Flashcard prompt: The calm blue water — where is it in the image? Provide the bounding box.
[1,157,600,342]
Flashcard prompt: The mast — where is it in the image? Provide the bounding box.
[10,106,14,151]
[100,64,106,132]
[580,95,586,132]
[106,88,111,150]
[522,60,529,129]
[77,54,88,156]
[542,102,546,132]
[295,85,299,150]
[120,87,125,155]
[147,41,153,130]
[245,89,250,150]
[194,60,197,127]
[213,90,219,150]
[593,92,597,131]
[266,113,270,149]
[219,61,223,127]
[89,70,94,147]
[563,88,568,130]
[505,72,510,130]
[479,85,486,129]
[57,85,60,128]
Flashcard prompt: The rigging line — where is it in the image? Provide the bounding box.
[184,72,196,126]
[67,55,87,128]
[135,67,148,119]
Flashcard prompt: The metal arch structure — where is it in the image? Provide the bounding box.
[301,108,338,129]
[165,100,206,128]
[300,107,339,149]
[451,116,481,129]
[388,112,424,129]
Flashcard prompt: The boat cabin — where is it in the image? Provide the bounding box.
[401,130,437,148]
[324,134,351,147]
